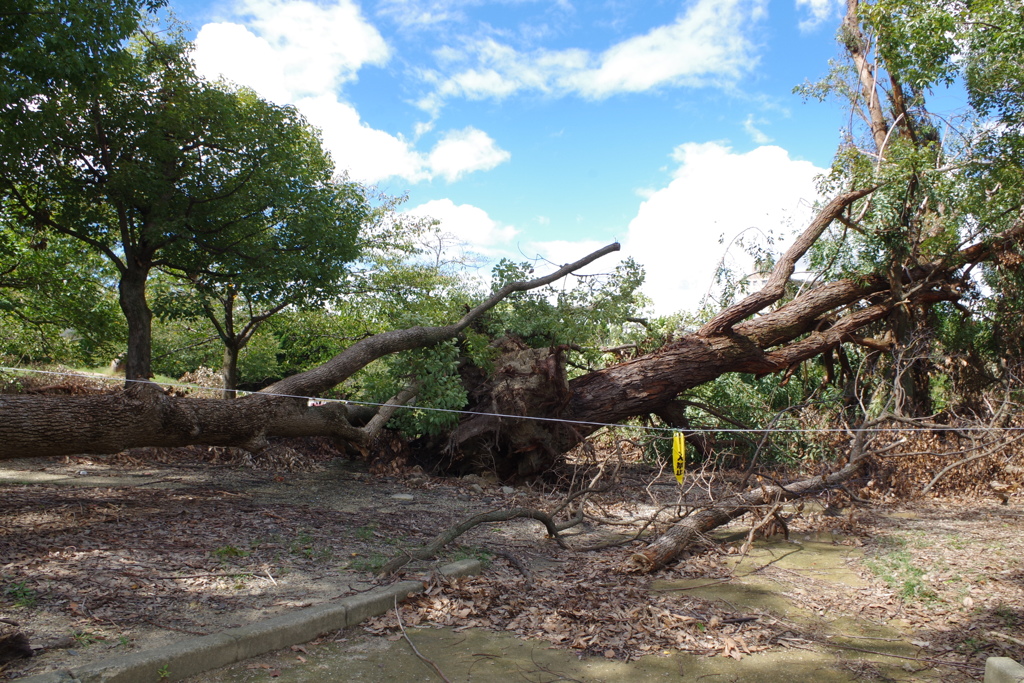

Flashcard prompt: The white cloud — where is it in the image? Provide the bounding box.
[622,142,824,315]
[743,114,773,144]
[405,199,519,257]
[795,0,841,32]
[427,128,511,182]
[191,1,510,184]
[566,0,763,98]
[418,0,765,111]
[374,0,466,29]
[192,0,389,103]
[296,95,427,183]
[297,100,510,183]
[521,239,613,277]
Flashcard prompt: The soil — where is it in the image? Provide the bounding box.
[1,447,1023,682]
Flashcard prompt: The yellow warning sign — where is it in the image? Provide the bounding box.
[672,432,685,484]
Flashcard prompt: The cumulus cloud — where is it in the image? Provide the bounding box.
[193,0,389,103]
[296,95,427,183]
[427,128,512,182]
[621,142,824,315]
[417,0,765,113]
[795,0,841,31]
[191,0,510,184]
[404,199,519,258]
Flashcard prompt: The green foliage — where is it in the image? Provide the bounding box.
[347,553,387,572]
[485,257,647,351]
[360,339,466,437]
[71,630,100,646]
[1,26,365,379]
[211,545,249,561]
[0,0,164,107]
[867,535,937,602]
[681,370,844,466]
[0,230,124,365]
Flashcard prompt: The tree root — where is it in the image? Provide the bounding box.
[380,461,617,575]
[488,547,534,587]
[378,507,572,576]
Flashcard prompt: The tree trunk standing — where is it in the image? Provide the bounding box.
[117,265,153,381]
[218,289,241,399]
[221,343,241,400]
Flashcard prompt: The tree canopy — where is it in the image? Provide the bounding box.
[0,30,367,380]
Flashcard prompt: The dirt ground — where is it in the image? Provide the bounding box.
[1,447,1023,682]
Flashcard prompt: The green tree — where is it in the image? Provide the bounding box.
[794,0,1024,415]
[0,32,365,381]
[1,0,163,105]
[0,230,123,365]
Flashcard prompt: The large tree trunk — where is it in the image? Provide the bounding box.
[118,265,153,381]
[222,343,241,400]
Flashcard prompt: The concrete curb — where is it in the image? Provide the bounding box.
[17,559,481,683]
[986,657,1024,683]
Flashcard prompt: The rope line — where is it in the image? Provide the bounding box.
[2,365,1022,436]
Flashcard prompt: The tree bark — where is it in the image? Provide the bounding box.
[221,343,240,400]
[118,265,153,381]
[0,243,621,459]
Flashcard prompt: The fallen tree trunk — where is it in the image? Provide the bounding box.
[0,244,620,460]
[624,422,885,572]
[624,457,868,572]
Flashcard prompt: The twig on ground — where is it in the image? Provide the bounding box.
[378,506,570,575]
[393,596,452,683]
[987,631,1024,647]
[814,638,984,671]
[488,548,533,587]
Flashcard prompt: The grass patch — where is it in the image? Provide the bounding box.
[447,546,494,567]
[347,553,387,572]
[866,537,937,602]
[212,545,249,561]
[71,630,101,647]
[289,532,334,562]
[3,581,37,608]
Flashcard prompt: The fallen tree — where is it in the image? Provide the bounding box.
[5,0,1024,579]
[3,181,1022,569]
[0,243,621,458]
[5,186,1016,464]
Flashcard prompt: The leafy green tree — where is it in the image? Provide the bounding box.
[794,0,1024,415]
[1,0,159,365]
[0,32,365,381]
[0,229,123,365]
[1,0,163,105]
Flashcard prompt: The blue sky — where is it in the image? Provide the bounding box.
[171,0,857,314]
